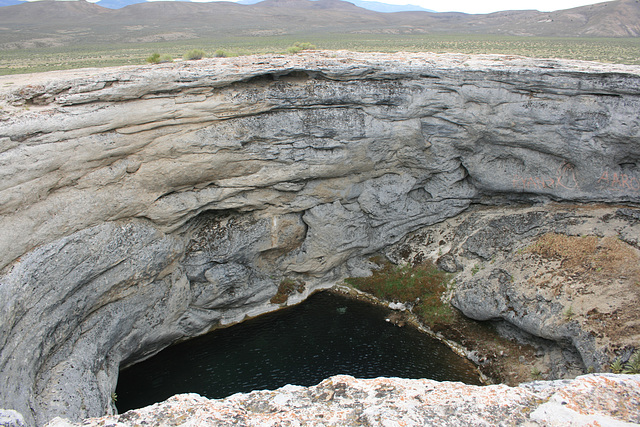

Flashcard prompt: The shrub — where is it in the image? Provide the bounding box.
[184,49,205,60]
[286,42,317,54]
[146,52,161,64]
[146,53,173,64]
[213,49,230,58]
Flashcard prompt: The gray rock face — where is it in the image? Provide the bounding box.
[0,51,639,425]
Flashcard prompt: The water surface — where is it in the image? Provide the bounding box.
[116,291,481,412]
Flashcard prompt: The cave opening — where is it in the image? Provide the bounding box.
[115,291,482,412]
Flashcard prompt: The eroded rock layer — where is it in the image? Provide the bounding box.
[0,51,639,425]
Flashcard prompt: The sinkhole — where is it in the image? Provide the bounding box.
[116,291,482,412]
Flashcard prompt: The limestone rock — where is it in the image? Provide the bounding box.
[0,221,185,426]
[0,52,639,425]
[46,374,640,427]
[0,410,25,427]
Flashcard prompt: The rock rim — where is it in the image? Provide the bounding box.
[46,374,640,427]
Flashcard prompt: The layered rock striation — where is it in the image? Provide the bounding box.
[0,51,639,425]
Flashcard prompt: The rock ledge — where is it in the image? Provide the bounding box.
[47,374,640,427]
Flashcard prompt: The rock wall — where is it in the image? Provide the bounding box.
[1,51,639,425]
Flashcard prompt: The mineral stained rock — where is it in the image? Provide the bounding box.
[1,51,639,425]
[46,374,640,427]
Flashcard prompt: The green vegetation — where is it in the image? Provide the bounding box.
[610,351,640,374]
[624,351,640,374]
[1,34,639,75]
[270,278,305,305]
[286,42,317,54]
[345,260,454,327]
[530,366,542,379]
[563,305,575,321]
[146,52,161,63]
[213,49,232,58]
[471,263,482,276]
[610,357,624,374]
[146,52,173,64]
[184,49,205,60]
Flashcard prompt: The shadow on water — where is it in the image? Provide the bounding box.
[116,291,481,412]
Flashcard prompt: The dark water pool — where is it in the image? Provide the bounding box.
[115,291,481,412]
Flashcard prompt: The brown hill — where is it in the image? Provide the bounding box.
[455,0,640,36]
[0,0,638,50]
[0,0,108,19]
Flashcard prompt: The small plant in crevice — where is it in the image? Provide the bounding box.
[610,358,624,374]
[624,351,640,374]
[111,392,117,403]
[563,305,575,321]
[270,278,305,304]
[471,263,482,276]
[530,366,542,380]
[344,260,453,327]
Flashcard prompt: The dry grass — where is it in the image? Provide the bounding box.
[270,278,305,304]
[527,233,640,283]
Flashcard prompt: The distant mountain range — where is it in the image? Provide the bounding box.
[236,0,434,12]
[0,0,434,12]
[0,0,638,51]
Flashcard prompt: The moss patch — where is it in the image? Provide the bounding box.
[345,260,453,327]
